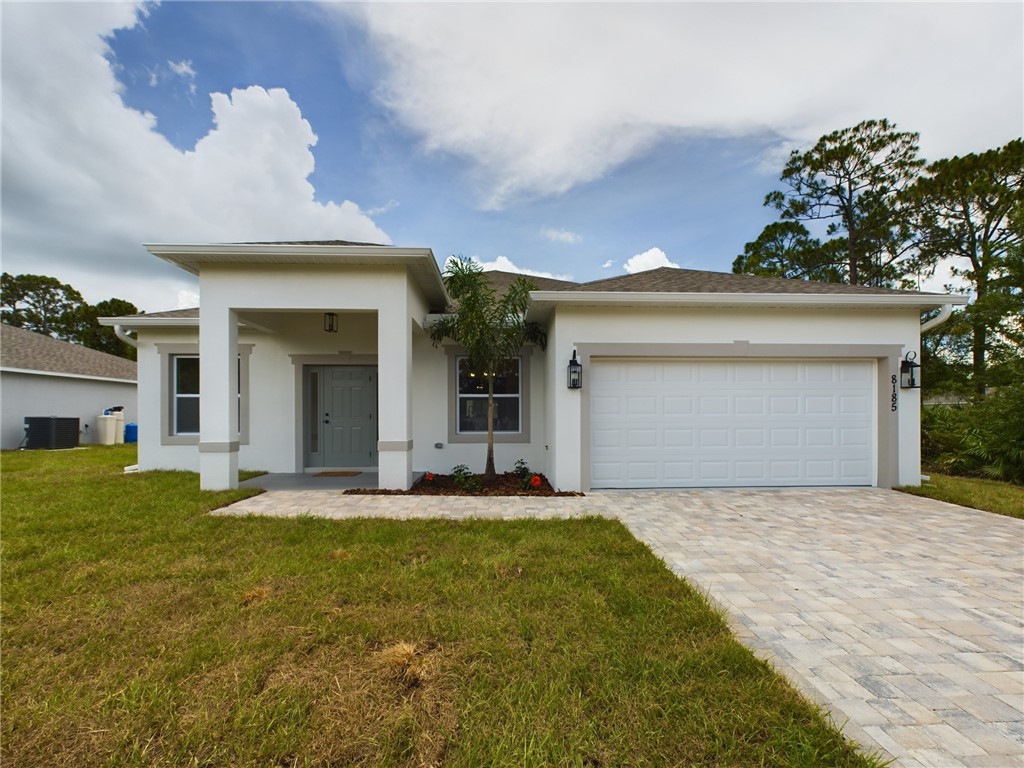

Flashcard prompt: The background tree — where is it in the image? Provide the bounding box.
[1,272,86,338]
[428,258,546,480]
[732,221,845,282]
[1,273,140,360]
[910,138,1023,395]
[740,119,924,286]
[75,298,141,361]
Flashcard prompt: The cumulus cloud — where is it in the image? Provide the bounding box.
[335,3,1022,208]
[447,255,572,281]
[539,227,581,244]
[622,248,679,274]
[1,2,388,311]
[601,259,616,269]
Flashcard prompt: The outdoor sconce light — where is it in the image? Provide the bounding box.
[900,351,921,389]
[323,312,338,333]
[567,350,582,389]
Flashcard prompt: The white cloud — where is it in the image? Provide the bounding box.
[177,289,200,310]
[539,227,581,244]
[1,2,388,312]
[447,255,572,282]
[167,59,197,94]
[334,3,1022,208]
[622,247,679,274]
[601,260,616,269]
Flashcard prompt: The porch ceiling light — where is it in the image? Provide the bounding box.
[900,351,920,389]
[567,350,582,390]
[323,312,338,333]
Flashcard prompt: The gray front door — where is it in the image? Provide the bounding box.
[304,366,377,468]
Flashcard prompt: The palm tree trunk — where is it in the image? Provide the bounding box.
[485,376,496,479]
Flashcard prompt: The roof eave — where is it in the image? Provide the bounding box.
[143,242,450,309]
[99,316,199,329]
[526,290,969,320]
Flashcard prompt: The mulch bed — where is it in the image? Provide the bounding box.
[344,471,583,497]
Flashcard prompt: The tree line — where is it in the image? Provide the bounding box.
[1,273,139,360]
[734,120,1022,397]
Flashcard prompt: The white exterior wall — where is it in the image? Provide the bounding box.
[410,337,550,476]
[548,305,924,491]
[0,371,137,449]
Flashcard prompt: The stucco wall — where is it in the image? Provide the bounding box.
[546,305,923,491]
[1,371,137,449]
[135,318,549,477]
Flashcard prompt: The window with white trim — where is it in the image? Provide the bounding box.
[456,356,521,434]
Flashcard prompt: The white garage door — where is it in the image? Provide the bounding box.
[590,359,874,488]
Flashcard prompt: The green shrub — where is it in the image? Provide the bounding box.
[923,383,1024,483]
[450,463,482,493]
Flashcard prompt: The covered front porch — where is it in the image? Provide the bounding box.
[140,243,449,493]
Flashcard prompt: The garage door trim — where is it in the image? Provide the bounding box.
[576,341,903,491]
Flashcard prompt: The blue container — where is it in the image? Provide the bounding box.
[124,423,138,444]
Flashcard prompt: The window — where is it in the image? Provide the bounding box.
[157,343,252,446]
[173,355,200,434]
[445,347,532,444]
[457,356,520,434]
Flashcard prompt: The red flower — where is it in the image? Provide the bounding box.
[530,475,542,488]
[424,472,434,481]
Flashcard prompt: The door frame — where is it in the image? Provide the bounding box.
[290,353,379,472]
[302,364,378,470]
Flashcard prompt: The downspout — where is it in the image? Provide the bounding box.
[920,304,954,334]
[114,324,138,349]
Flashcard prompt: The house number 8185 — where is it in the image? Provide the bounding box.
[890,375,898,412]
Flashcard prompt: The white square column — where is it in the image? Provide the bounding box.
[199,305,239,490]
[377,305,413,490]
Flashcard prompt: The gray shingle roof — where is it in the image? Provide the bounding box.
[566,267,940,296]
[482,270,579,295]
[1,324,137,381]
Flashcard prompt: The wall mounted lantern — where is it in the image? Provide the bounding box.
[900,351,921,389]
[567,350,582,389]
[323,312,339,333]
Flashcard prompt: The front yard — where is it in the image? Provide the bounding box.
[1,446,881,767]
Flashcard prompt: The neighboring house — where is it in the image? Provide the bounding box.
[0,323,137,449]
[100,241,966,492]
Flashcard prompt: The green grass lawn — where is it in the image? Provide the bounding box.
[898,472,1024,519]
[2,446,882,767]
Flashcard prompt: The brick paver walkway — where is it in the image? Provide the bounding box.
[218,487,1023,767]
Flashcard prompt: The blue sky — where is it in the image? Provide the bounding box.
[3,1,1021,312]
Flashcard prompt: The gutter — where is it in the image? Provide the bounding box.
[920,303,955,334]
[114,324,138,349]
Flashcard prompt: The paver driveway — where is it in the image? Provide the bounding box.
[219,486,1024,767]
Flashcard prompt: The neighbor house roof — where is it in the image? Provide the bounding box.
[1,324,136,382]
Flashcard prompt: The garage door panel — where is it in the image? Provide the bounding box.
[590,360,874,488]
[664,429,694,447]
[735,429,765,447]
[626,429,658,448]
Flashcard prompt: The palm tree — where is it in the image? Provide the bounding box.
[429,257,546,479]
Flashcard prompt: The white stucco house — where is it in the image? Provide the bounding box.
[1,323,137,449]
[101,241,966,492]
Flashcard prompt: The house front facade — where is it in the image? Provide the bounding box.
[103,242,965,492]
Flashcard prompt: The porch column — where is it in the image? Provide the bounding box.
[377,305,413,490]
[199,305,239,490]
